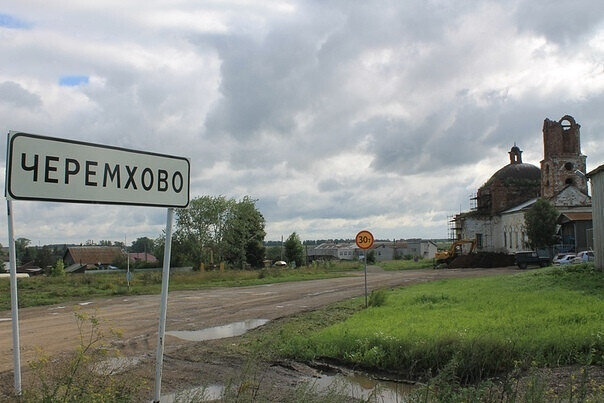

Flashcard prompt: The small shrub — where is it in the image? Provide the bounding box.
[22,310,145,401]
[50,259,66,277]
[368,289,387,307]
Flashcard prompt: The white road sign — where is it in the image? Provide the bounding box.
[6,131,190,207]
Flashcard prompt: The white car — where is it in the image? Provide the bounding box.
[552,253,572,264]
[554,254,576,265]
[572,251,594,263]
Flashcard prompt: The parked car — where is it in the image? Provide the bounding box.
[553,253,573,264]
[515,251,551,269]
[553,254,576,265]
[572,251,594,263]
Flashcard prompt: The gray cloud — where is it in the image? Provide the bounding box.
[0,0,602,244]
[0,81,41,108]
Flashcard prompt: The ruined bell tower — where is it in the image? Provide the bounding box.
[540,115,588,198]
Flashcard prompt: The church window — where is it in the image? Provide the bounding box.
[565,178,574,185]
[564,162,573,171]
[504,231,507,248]
[476,233,483,249]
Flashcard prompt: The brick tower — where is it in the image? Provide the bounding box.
[540,115,588,198]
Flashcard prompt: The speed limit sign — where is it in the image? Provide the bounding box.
[355,230,374,249]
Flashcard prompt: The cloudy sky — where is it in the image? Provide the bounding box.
[0,1,603,246]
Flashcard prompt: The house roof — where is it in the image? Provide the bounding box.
[587,164,604,178]
[64,246,124,265]
[128,252,158,263]
[558,212,593,223]
[500,197,538,214]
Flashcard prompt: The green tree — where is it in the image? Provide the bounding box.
[265,245,282,262]
[367,250,376,264]
[284,232,304,267]
[14,238,31,266]
[525,198,559,253]
[175,195,235,267]
[223,197,266,269]
[34,246,54,273]
[51,259,66,277]
[130,237,155,254]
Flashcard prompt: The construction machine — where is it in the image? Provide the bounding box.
[434,239,477,268]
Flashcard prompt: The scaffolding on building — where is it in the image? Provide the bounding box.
[447,215,461,242]
[469,193,478,210]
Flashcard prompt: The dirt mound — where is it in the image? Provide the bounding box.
[449,252,515,268]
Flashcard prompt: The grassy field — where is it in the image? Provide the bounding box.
[0,261,360,311]
[266,264,603,384]
[377,258,434,270]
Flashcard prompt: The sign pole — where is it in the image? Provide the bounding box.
[153,208,175,402]
[6,199,21,394]
[355,230,374,309]
[364,252,368,308]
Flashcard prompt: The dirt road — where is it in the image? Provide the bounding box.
[0,267,519,375]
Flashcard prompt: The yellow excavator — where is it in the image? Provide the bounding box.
[434,239,477,268]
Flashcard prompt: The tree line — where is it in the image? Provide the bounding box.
[1,195,333,273]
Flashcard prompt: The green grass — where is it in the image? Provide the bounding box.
[377,258,434,270]
[271,264,604,383]
[0,261,360,311]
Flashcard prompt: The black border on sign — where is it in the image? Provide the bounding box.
[6,131,190,208]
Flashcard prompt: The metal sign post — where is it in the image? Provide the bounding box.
[153,208,174,402]
[6,199,21,394]
[355,230,374,308]
[364,252,368,307]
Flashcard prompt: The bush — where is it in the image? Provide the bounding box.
[50,259,66,277]
[368,289,387,307]
[21,311,145,401]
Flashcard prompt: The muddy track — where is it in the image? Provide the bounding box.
[0,267,519,376]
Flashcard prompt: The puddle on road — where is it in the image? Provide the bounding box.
[0,318,11,322]
[161,384,224,402]
[161,373,415,402]
[95,355,144,375]
[309,373,417,402]
[166,319,269,342]
[78,301,93,306]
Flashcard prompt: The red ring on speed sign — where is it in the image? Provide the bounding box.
[355,230,374,249]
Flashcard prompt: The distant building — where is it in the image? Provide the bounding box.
[307,243,357,261]
[373,240,437,261]
[307,239,437,262]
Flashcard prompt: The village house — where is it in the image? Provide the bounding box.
[63,246,125,273]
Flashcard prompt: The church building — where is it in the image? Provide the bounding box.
[453,115,593,253]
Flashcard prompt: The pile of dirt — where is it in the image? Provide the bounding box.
[449,252,515,268]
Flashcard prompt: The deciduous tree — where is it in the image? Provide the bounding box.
[525,198,559,252]
[284,232,304,267]
[130,237,155,254]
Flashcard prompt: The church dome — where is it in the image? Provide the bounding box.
[485,144,540,185]
[490,162,541,183]
[476,144,541,215]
